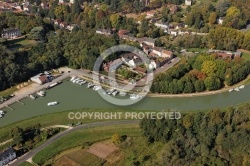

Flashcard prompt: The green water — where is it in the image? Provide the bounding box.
[1,80,250,127]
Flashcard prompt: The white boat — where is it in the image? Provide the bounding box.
[0,110,4,115]
[119,91,127,96]
[29,94,36,100]
[37,91,45,97]
[93,85,102,91]
[70,77,76,82]
[239,85,245,89]
[112,90,118,96]
[87,82,94,88]
[130,94,142,100]
[47,101,59,106]
[107,88,115,95]
[234,87,240,91]
[228,89,234,92]
[0,114,3,118]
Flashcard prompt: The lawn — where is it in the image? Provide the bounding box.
[18,161,33,166]
[187,48,208,52]
[0,108,146,143]
[0,87,17,97]
[32,124,141,165]
[242,52,250,61]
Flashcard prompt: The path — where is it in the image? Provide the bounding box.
[9,120,139,166]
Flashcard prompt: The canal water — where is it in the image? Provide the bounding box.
[0,80,250,127]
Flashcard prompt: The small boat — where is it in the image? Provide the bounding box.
[87,82,94,88]
[234,87,240,91]
[93,85,102,91]
[112,90,118,96]
[130,94,142,100]
[70,77,76,82]
[228,89,234,92]
[0,110,4,115]
[239,85,245,89]
[107,88,115,95]
[37,91,45,97]
[47,101,59,106]
[29,94,36,100]
[119,91,127,96]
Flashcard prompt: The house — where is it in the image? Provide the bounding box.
[31,73,49,85]
[154,22,168,30]
[0,148,16,166]
[162,50,173,59]
[152,47,163,57]
[67,24,78,31]
[118,29,130,37]
[103,59,123,72]
[185,0,192,6]
[170,30,178,36]
[96,29,112,35]
[70,0,75,3]
[138,37,156,47]
[128,58,143,68]
[1,28,21,39]
[217,17,224,25]
[170,5,178,13]
[149,60,160,70]
[59,22,67,29]
[217,52,233,59]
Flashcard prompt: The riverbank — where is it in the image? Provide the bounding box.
[148,75,250,98]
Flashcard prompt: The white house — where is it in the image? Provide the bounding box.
[0,148,16,166]
[185,0,192,5]
[30,73,49,85]
[154,22,168,29]
[1,28,21,39]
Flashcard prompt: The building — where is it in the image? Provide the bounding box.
[185,0,192,6]
[96,29,112,35]
[138,37,156,47]
[0,148,16,166]
[1,28,21,39]
[30,73,49,85]
[217,17,224,25]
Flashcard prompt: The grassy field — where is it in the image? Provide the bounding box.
[187,48,208,52]
[18,161,33,166]
[0,87,17,97]
[32,124,141,165]
[55,149,105,166]
[242,52,250,61]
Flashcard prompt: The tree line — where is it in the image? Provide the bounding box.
[151,54,250,94]
[140,103,250,165]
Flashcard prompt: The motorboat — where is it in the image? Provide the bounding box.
[228,89,234,92]
[119,91,127,96]
[0,110,4,115]
[93,85,102,91]
[112,90,118,96]
[29,94,36,100]
[87,82,94,88]
[70,77,76,82]
[107,88,115,95]
[130,94,142,100]
[37,91,45,97]
[47,101,59,106]
[239,85,245,89]
[234,87,240,91]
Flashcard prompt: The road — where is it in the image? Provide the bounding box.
[10,120,139,166]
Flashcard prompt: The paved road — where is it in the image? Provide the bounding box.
[10,120,139,166]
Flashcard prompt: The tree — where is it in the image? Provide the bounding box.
[30,26,45,41]
[209,12,217,24]
[201,61,217,76]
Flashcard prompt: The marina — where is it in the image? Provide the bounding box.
[0,79,250,127]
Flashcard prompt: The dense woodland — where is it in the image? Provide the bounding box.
[151,54,250,93]
[140,103,250,165]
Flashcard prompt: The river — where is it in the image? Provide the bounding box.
[0,80,249,127]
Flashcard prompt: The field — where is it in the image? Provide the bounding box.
[18,161,33,166]
[0,87,17,97]
[55,149,105,166]
[242,52,250,61]
[32,124,140,165]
